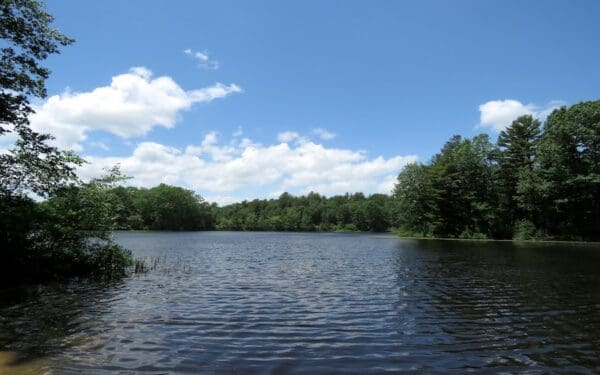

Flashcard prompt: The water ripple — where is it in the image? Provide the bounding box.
[0,232,599,373]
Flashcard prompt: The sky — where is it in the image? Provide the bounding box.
[9,1,600,205]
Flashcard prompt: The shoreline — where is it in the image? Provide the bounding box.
[395,235,600,245]
[111,230,600,244]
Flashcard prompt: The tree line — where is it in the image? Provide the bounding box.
[107,99,600,241]
[108,184,216,231]
[394,101,600,241]
[100,188,397,233]
[216,192,395,232]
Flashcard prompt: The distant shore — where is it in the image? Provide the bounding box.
[112,230,600,244]
[395,235,600,245]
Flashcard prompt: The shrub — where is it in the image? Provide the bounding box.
[0,168,133,285]
[397,226,427,238]
[513,220,536,240]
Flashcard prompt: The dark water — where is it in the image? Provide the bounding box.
[1,232,599,374]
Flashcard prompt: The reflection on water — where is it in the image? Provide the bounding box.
[0,232,599,373]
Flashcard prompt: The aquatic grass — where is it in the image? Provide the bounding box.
[133,258,149,274]
[130,255,191,275]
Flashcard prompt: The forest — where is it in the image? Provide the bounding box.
[104,188,396,233]
[395,102,600,241]
[216,193,394,232]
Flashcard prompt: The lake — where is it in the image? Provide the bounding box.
[1,232,599,373]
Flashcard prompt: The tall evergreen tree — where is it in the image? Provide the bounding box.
[537,101,600,238]
[428,135,495,237]
[393,163,439,236]
[496,115,542,235]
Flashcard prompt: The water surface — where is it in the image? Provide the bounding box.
[1,232,599,373]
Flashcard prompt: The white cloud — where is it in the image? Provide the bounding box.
[478,99,565,132]
[184,48,219,70]
[312,128,336,140]
[203,195,241,206]
[537,100,567,119]
[184,131,237,162]
[376,174,399,195]
[29,67,241,151]
[79,133,417,205]
[277,131,300,143]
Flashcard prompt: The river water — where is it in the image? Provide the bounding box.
[0,232,599,373]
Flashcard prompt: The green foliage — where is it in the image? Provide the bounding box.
[393,163,439,236]
[496,115,542,236]
[512,220,548,241]
[216,192,395,232]
[0,129,84,198]
[396,226,428,238]
[0,2,133,285]
[0,0,73,138]
[107,184,216,231]
[459,230,488,240]
[512,220,536,241]
[395,134,496,238]
[393,101,600,241]
[1,168,133,284]
[0,0,81,199]
[536,101,600,238]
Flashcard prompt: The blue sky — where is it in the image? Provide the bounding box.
[19,1,600,204]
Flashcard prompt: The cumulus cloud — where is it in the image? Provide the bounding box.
[312,128,336,140]
[376,174,400,195]
[478,99,565,132]
[184,48,219,70]
[29,67,241,151]
[79,133,417,205]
